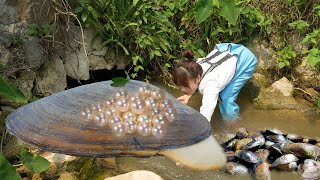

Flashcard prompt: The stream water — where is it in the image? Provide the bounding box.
[118,79,320,180]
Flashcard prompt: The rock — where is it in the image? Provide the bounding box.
[58,172,79,180]
[105,170,163,180]
[64,48,90,80]
[287,33,308,54]
[247,38,277,73]
[0,44,13,68]
[34,56,67,96]
[296,59,320,86]
[271,77,294,97]
[0,0,16,25]
[24,38,46,70]
[2,136,23,160]
[42,153,77,164]
[13,70,36,99]
[104,47,131,70]
[0,27,13,47]
[253,73,271,88]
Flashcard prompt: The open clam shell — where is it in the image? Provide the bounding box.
[6,80,226,170]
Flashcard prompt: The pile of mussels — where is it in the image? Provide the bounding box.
[215,128,320,179]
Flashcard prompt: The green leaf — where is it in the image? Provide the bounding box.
[194,0,213,24]
[307,56,319,67]
[154,50,162,56]
[75,6,83,13]
[81,12,88,22]
[0,76,28,104]
[0,155,22,180]
[133,0,139,6]
[19,150,50,173]
[219,0,240,25]
[80,0,85,6]
[180,0,188,6]
[111,77,129,87]
[278,62,286,69]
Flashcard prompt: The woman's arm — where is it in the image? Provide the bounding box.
[177,94,192,104]
[200,80,220,122]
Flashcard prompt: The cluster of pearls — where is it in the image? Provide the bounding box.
[80,85,177,138]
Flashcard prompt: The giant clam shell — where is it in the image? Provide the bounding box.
[6,80,212,157]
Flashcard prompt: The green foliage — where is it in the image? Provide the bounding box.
[218,0,240,26]
[289,20,309,33]
[194,0,213,25]
[12,33,24,46]
[317,98,320,110]
[276,46,297,69]
[27,23,53,37]
[111,77,129,87]
[302,29,320,70]
[19,150,50,173]
[0,155,22,180]
[0,76,28,104]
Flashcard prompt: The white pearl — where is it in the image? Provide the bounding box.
[115,97,130,112]
[138,85,151,98]
[93,112,108,126]
[145,97,158,109]
[150,89,166,100]
[122,111,136,121]
[104,97,116,107]
[105,107,119,118]
[124,119,137,134]
[137,122,152,136]
[111,122,126,137]
[81,106,93,120]
[114,87,128,99]
[91,103,104,113]
[149,107,161,117]
[128,93,143,102]
[159,99,173,111]
[130,99,146,115]
[152,124,167,138]
[108,115,122,128]
[152,114,168,126]
[163,108,177,122]
[136,113,152,124]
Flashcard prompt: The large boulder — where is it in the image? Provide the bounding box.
[0,0,16,25]
[34,56,67,96]
[296,59,320,87]
[0,44,13,68]
[23,38,46,70]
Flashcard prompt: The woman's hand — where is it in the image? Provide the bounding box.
[177,94,192,105]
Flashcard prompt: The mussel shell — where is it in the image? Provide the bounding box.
[255,162,271,180]
[298,159,320,180]
[286,133,304,143]
[215,132,236,145]
[270,154,298,171]
[243,133,265,150]
[235,150,262,166]
[6,80,212,157]
[281,143,320,159]
[225,162,248,175]
[265,134,287,143]
[254,149,270,162]
[235,127,249,139]
[261,128,286,136]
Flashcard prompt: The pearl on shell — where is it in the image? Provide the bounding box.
[114,88,128,99]
[137,122,152,136]
[149,107,161,117]
[138,85,151,98]
[104,97,116,107]
[93,112,108,126]
[163,107,177,122]
[105,107,119,117]
[91,103,104,113]
[136,113,152,124]
[115,97,130,112]
[111,122,126,137]
[159,99,173,111]
[150,89,166,100]
[152,124,167,138]
[124,119,137,134]
[122,111,137,121]
[130,99,146,115]
[81,106,93,120]
[145,97,158,109]
[108,115,122,128]
[152,114,168,126]
[128,93,143,102]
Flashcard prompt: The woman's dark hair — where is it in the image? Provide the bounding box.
[172,50,203,87]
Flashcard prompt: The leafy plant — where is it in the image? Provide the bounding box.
[111,77,129,87]
[276,46,297,69]
[0,155,22,180]
[289,20,309,33]
[26,23,53,37]
[0,76,28,104]
[18,150,51,173]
